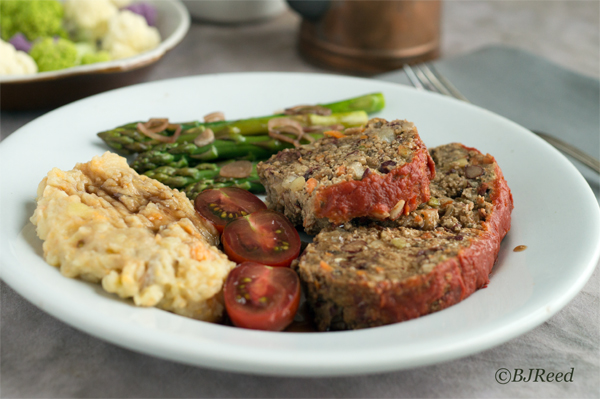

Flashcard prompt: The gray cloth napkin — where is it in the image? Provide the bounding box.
[2,46,598,398]
[377,45,600,202]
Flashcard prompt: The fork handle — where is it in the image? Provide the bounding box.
[532,130,600,174]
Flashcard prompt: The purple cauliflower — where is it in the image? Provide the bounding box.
[9,33,32,53]
[123,2,157,26]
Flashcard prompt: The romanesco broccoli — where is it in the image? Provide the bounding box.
[30,37,78,72]
[81,51,112,65]
[0,0,67,42]
[75,42,112,65]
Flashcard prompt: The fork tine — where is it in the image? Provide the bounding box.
[413,65,441,94]
[402,64,425,90]
[428,64,471,103]
[419,64,453,97]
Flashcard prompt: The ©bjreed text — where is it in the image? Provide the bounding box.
[495,368,574,384]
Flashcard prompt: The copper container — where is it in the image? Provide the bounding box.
[288,0,441,74]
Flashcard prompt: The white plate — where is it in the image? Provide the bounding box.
[1,73,599,376]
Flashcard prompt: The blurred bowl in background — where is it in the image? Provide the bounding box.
[182,0,286,24]
[0,0,190,111]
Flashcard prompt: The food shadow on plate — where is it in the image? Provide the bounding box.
[20,216,44,260]
[92,139,118,155]
[489,235,515,278]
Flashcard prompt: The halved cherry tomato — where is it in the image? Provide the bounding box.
[224,262,301,331]
[222,210,301,267]
[194,187,266,233]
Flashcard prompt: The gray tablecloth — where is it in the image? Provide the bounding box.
[1,22,599,399]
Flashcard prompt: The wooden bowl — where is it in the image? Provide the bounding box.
[0,0,190,111]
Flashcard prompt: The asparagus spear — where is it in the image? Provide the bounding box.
[142,161,264,198]
[97,93,383,154]
[184,178,265,200]
[131,133,324,173]
[323,93,385,114]
[143,163,220,188]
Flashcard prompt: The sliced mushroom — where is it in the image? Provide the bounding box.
[268,117,306,148]
[203,111,225,123]
[147,118,170,130]
[137,119,181,143]
[137,122,170,142]
[219,160,253,179]
[193,128,215,147]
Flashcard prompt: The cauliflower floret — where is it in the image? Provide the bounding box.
[123,2,158,26]
[109,0,132,8]
[64,0,118,41]
[102,10,161,60]
[0,40,37,75]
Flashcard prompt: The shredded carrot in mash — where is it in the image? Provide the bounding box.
[324,130,345,139]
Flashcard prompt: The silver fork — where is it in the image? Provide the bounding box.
[403,63,600,174]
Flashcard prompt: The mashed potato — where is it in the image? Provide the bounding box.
[30,152,236,322]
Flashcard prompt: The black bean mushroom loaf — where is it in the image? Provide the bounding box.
[257,118,435,234]
[293,143,513,331]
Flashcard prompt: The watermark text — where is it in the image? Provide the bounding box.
[495,368,574,384]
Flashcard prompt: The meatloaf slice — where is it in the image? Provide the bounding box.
[293,143,513,331]
[257,118,435,234]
